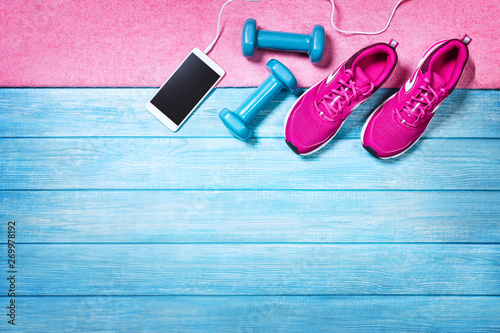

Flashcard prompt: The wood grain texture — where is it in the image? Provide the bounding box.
[1,138,498,190]
[1,191,499,243]
[1,244,498,295]
[1,296,499,332]
[0,89,498,138]
[0,88,499,331]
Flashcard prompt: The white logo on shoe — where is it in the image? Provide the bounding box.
[404,41,445,93]
[404,69,420,93]
[326,64,343,84]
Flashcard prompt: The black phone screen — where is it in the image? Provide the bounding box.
[150,53,221,125]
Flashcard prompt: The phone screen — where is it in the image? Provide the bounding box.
[150,53,222,126]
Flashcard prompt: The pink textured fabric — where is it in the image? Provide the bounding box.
[0,0,498,88]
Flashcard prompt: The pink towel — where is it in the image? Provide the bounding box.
[0,0,498,88]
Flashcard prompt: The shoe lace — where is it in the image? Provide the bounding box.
[396,77,445,127]
[316,69,374,122]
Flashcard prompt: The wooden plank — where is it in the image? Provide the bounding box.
[0,138,498,190]
[2,244,498,295]
[1,296,499,332]
[1,191,499,243]
[0,89,498,138]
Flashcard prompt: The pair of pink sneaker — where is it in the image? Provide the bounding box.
[284,36,471,158]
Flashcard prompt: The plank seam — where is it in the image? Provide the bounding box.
[3,242,500,245]
[1,137,499,140]
[1,189,499,192]
[2,294,500,297]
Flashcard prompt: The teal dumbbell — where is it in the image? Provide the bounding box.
[219,59,297,141]
[242,18,325,63]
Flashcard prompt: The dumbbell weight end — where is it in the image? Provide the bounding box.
[219,59,297,141]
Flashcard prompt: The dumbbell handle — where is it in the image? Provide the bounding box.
[234,74,283,122]
[256,30,311,53]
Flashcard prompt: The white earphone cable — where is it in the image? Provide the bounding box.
[204,0,405,54]
[204,0,262,54]
[328,0,405,35]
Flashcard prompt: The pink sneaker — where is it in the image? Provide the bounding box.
[361,35,471,159]
[285,40,399,155]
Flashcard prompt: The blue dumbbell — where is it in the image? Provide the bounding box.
[219,59,297,141]
[242,18,325,63]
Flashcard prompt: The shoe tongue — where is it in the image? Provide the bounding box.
[353,66,370,88]
[430,72,446,90]
[400,72,446,125]
[353,67,370,88]
[317,66,371,120]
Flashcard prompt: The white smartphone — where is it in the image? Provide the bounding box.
[146,48,225,132]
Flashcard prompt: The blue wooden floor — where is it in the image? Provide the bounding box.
[1,88,499,331]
